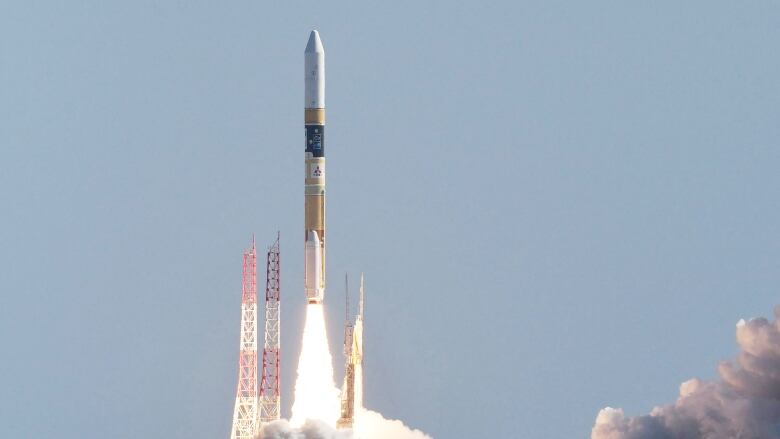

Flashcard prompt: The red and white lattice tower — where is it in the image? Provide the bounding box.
[230,239,259,439]
[259,234,281,423]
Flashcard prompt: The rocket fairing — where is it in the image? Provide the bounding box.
[304,30,326,305]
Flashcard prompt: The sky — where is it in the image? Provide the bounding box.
[1,1,779,438]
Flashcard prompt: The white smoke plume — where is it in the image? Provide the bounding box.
[591,306,780,439]
[257,410,432,439]
[258,419,351,439]
[353,408,432,439]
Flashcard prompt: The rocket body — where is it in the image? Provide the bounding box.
[304,31,326,305]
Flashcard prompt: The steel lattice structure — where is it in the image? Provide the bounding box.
[260,234,281,424]
[231,239,259,439]
[337,274,364,429]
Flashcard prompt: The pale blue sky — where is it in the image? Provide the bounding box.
[1,2,778,438]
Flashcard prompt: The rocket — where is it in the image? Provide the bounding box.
[304,30,326,305]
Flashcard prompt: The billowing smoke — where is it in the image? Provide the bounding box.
[258,419,351,439]
[257,410,431,439]
[592,306,780,439]
[353,408,432,439]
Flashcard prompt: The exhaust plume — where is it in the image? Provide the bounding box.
[273,299,432,438]
[591,306,780,439]
[290,304,341,427]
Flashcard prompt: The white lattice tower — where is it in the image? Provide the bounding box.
[260,234,281,424]
[337,275,357,429]
[230,239,259,439]
[354,274,364,408]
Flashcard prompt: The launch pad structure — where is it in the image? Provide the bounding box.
[230,239,258,439]
[230,236,281,439]
[337,274,365,429]
[260,235,281,423]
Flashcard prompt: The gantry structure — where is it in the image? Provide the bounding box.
[230,239,259,439]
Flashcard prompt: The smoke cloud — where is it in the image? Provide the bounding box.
[257,410,432,439]
[591,306,780,439]
[258,419,351,439]
[353,408,432,439]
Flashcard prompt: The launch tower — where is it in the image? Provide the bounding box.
[230,240,259,439]
[259,235,281,423]
[337,275,365,429]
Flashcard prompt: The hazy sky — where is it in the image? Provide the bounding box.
[1,2,778,438]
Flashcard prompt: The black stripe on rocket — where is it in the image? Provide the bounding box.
[306,125,325,157]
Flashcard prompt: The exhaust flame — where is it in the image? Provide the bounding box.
[290,304,340,427]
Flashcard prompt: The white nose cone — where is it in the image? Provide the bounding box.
[305,30,324,54]
[305,30,325,109]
